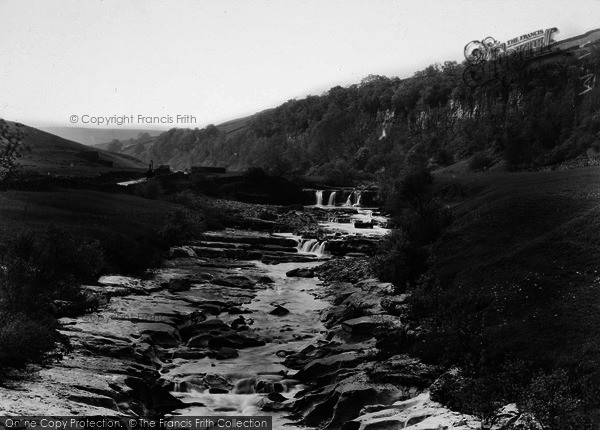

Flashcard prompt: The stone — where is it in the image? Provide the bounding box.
[171,348,207,359]
[140,323,181,348]
[295,351,366,381]
[286,268,315,278]
[208,347,239,360]
[269,305,290,316]
[341,315,398,335]
[267,392,287,402]
[169,246,196,258]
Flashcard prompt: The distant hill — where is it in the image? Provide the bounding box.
[92,114,257,167]
[8,122,147,176]
[39,127,163,147]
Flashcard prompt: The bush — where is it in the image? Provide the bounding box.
[158,209,206,245]
[371,229,428,289]
[135,179,164,199]
[0,313,61,370]
[101,233,165,274]
[0,227,105,315]
[373,323,408,358]
[520,370,582,429]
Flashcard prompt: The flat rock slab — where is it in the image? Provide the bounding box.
[343,392,480,430]
[341,315,400,334]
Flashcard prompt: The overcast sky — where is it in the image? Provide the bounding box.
[1,0,599,130]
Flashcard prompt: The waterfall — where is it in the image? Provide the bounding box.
[354,191,362,206]
[299,239,318,253]
[298,239,328,256]
[315,190,323,206]
[344,192,353,207]
[316,242,327,255]
[327,191,337,206]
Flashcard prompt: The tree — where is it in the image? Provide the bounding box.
[0,119,26,186]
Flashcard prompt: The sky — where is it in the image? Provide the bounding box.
[1,0,600,130]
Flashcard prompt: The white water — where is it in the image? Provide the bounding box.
[298,238,328,256]
[117,177,146,186]
[315,190,323,206]
[327,191,336,206]
[168,261,328,430]
[344,192,353,207]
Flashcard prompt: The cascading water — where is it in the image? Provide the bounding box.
[315,190,323,206]
[344,192,353,207]
[354,191,362,206]
[316,242,327,255]
[327,191,337,206]
[298,239,328,256]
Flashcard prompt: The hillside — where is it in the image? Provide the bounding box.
[90,114,257,167]
[40,126,163,147]
[110,28,600,183]
[9,122,147,176]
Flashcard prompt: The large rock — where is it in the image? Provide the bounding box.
[286,268,315,278]
[269,305,290,316]
[366,355,439,388]
[169,246,197,259]
[295,351,366,381]
[207,347,239,360]
[301,373,407,429]
[341,315,399,335]
[139,323,181,348]
[340,392,480,430]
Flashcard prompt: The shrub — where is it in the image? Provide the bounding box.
[0,227,105,315]
[158,209,206,245]
[0,313,61,370]
[101,233,165,274]
[135,179,164,199]
[520,370,582,429]
[373,323,408,358]
[371,229,428,289]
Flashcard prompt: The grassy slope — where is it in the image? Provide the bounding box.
[0,188,177,246]
[112,114,257,160]
[434,166,600,374]
[9,122,147,176]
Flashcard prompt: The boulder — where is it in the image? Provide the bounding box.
[207,331,266,349]
[286,268,315,278]
[171,348,207,359]
[269,305,290,316]
[295,351,366,381]
[208,347,239,360]
[140,323,181,348]
[366,354,439,388]
[169,246,196,258]
[341,315,398,335]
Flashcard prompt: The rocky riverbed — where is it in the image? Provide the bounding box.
[0,206,490,429]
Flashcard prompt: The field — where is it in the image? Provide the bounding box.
[433,166,600,378]
[9,122,147,176]
[0,188,180,240]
